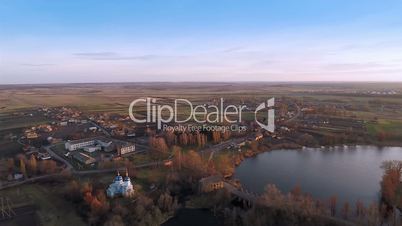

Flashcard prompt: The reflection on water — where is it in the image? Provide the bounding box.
[234,146,402,205]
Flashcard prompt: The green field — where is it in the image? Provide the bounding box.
[367,119,402,140]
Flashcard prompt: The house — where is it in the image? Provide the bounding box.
[14,173,24,180]
[83,145,102,153]
[65,137,112,151]
[199,175,224,193]
[65,138,96,151]
[72,152,96,165]
[118,144,135,156]
[26,132,39,139]
[255,133,263,141]
[38,152,51,160]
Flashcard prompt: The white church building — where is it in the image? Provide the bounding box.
[106,170,134,198]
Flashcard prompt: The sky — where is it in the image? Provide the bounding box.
[1,0,402,84]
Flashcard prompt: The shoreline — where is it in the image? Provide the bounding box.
[232,140,402,168]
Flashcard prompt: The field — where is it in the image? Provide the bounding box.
[1,82,402,226]
[2,82,402,152]
[0,83,401,122]
[0,184,86,226]
[367,119,402,140]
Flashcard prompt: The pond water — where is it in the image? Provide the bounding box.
[234,146,402,205]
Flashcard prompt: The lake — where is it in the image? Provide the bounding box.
[234,146,402,205]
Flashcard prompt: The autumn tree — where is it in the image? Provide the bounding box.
[38,160,57,174]
[377,130,387,142]
[212,131,221,144]
[182,150,206,178]
[355,200,366,218]
[7,158,15,171]
[28,154,37,175]
[164,131,176,146]
[104,214,125,226]
[157,191,178,213]
[341,201,350,219]
[214,154,234,177]
[172,146,183,170]
[381,160,402,206]
[19,157,27,178]
[149,136,169,152]
[290,184,302,201]
[328,195,337,216]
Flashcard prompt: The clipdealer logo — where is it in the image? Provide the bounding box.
[128,98,275,132]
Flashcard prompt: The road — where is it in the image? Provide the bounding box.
[88,119,112,137]
[0,174,60,190]
[0,155,166,191]
[42,145,74,170]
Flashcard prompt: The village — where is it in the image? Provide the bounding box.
[0,93,372,187]
[0,89,393,226]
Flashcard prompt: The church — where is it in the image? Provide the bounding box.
[107,170,134,198]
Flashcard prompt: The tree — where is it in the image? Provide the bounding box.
[297,134,317,146]
[212,131,221,144]
[290,184,302,200]
[149,136,169,152]
[7,158,14,171]
[355,200,366,218]
[214,154,234,177]
[38,160,58,174]
[19,158,27,178]
[172,145,182,170]
[28,154,37,175]
[182,150,206,177]
[341,201,350,219]
[104,214,125,226]
[157,192,175,212]
[66,180,81,202]
[380,161,402,205]
[377,130,387,142]
[329,195,337,216]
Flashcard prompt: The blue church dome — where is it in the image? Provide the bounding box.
[124,170,131,181]
[107,170,134,198]
[114,171,123,181]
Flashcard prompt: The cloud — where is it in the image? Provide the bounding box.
[322,62,386,71]
[73,52,117,57]
[20,63,55,67]
[90,54,159,61]
[73,52,159,61]
[221,46,245,53]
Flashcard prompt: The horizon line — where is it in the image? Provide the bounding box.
[2,80,402,86]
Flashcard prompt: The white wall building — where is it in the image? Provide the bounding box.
[119,144,135,156]
[65,137,112,151]
[83,145,102,153]
[107,170,134,198]
[65,139,96,151]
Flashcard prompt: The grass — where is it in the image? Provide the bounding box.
[0,184,86,226]
[136,167,169,186]
[367,119,402,140]
[0,140,22,158]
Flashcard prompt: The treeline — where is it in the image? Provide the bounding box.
[149,130,234,152]
[1,154,59,179]
[222,184,394,226]
[381,161,402,207]
[171,146,234,178]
